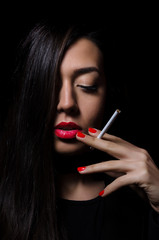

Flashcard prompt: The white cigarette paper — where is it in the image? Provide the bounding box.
[97,109,121,139]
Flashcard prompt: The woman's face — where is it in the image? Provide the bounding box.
[54,38,106,155]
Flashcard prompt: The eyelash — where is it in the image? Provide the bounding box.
[77,84,98,92]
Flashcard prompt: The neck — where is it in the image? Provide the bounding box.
[57,172,105,201]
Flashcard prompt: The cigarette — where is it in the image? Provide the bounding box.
[97,109,121,139]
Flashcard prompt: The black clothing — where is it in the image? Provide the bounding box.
[59,186,159,240]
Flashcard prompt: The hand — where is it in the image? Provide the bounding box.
[76,129,159,213]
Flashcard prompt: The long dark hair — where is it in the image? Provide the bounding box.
[0,22,125,239]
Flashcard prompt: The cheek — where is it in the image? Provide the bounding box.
[80,95,106,128]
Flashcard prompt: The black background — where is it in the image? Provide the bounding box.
[0,4,158,165]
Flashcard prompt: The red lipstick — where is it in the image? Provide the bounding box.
[54,122,82,139]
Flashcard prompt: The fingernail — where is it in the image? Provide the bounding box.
[77,166,86,172]
[99,190,104,196]
[88,128,97,133]
[76,132,85,138]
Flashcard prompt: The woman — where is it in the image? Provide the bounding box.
[0,22,159,240]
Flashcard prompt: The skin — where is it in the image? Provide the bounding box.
[54,38,159,212]
[54,38,106,155]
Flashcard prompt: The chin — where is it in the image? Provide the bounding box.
[54,140,88,156]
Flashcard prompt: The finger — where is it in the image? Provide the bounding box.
[99,174,134,197]
[88,128,137,148]
[88,128,120,142]
[78,131,142,160]
[77,160,133,174]
[76,132,131,159]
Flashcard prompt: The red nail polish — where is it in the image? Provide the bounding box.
[88,128,97,133]
[77,132,85,138]
[77,166,86,172]
[99,190,104,196]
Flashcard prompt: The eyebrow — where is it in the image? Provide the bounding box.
[72,67,100,79]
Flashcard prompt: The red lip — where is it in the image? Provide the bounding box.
[54,122,82,139]
[55,122,82,130]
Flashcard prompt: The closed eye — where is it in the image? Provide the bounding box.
[77,84,98,92]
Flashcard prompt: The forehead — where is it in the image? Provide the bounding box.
[60,38,104,75]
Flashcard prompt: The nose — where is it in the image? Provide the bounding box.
[57,81,78,114]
